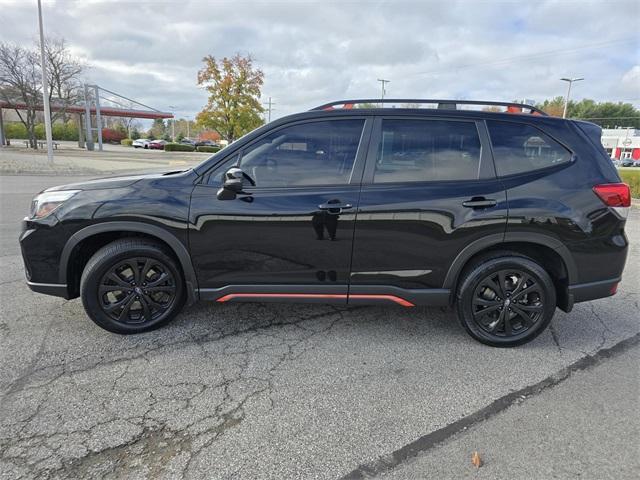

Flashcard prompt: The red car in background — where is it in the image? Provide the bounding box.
[149,140,168,150]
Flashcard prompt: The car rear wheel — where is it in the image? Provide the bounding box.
[456,253,556,347]
[80,239,185,334]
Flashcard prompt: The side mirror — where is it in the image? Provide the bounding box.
[217,167,254,200]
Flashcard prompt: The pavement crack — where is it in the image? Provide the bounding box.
[548,322,563,353]
[589,304,615,353]
[340,333,640,480]
[0,303,352,479]
[0,300,69,403]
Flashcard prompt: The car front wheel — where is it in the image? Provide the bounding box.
[456,253,556,347]
[80,239,185,334]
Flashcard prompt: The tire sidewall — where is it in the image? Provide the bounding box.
[457,257,556,347]
[81,245,184,334]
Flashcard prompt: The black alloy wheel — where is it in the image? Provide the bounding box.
[81,239,185,334]
[456,254,556,347]
[471,269,544,337]
[98,257,177,325]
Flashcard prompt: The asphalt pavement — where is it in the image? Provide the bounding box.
[0,175,638,479]
[379,342,639,480]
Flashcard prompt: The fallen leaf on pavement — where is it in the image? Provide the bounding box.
[471,451,483,468]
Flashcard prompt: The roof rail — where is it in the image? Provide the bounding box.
[311,99,548,116]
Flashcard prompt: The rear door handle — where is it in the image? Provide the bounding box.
[462,198,497,208]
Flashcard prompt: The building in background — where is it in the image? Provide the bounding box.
[197,129,229,146]
[601,128,640,160]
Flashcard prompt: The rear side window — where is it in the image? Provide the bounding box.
[373,119,482,183]
[487,120,571,176]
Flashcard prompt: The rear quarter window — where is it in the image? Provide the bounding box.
[487,120,572,177]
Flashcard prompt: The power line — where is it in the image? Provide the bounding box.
[412,37,637,77]
[574,116,640,120]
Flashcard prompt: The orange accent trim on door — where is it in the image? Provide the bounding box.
[348,294,415,307]
[216,293,347,302]
[215,293,415,307]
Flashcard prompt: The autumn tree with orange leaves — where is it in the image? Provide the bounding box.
[196,54,265,142]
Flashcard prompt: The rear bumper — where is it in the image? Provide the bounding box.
[568,277,620,304]
[26,281,71,299]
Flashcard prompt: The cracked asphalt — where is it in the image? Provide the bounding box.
[1,175,639,479]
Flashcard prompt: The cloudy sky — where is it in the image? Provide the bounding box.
[1,0,638,121]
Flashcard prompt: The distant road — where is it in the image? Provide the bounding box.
[0,174,91,256]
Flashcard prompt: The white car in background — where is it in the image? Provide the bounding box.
[132,138,151,149]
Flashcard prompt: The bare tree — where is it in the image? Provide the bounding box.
[0,38,84,149]
[0,43,40,148]
[45,38,84,123]
[105,115,141,138]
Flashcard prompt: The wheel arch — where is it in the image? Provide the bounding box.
[444,233,578,311]
[60,222,198,304]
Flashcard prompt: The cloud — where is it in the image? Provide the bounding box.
[621,65,640,99]
[1,0,638,121]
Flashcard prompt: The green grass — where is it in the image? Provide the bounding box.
[619,169,640,199]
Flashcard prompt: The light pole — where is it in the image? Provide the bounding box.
[37,0,53,163]
[560,77,583,118]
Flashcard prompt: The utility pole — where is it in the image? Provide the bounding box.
[168,106,176,141]
[262,97,275,122]
[37,0,53,163]
[377,79,390,106]
[560,77,584,118]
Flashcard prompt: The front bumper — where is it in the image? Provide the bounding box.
[20,216,67,286]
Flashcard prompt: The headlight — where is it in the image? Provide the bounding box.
[29,190,80,219]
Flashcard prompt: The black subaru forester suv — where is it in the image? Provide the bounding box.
[20,99,631,347]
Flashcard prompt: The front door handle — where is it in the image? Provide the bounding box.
[462,197,497,208]
[318,202,353,214]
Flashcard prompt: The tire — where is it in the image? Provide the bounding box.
[456,253,556,347]
[80,239,185,334]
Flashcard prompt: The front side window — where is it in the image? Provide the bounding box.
[373,119,482,183]
[238,119,365,187]
[487,120,572,176]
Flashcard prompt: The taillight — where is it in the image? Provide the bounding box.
[593,183,631,218]
[593,183,631,207]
